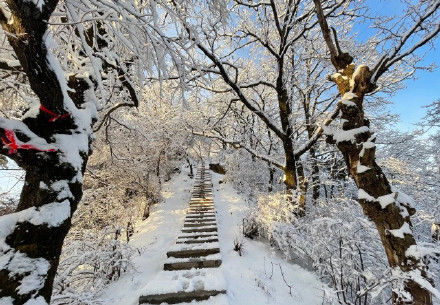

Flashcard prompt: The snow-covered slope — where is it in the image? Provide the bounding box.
[213,173,336,305]
[100,172,192,304]
[100,170,335,305]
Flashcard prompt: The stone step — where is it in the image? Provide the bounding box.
[181,227,217,233]
[189,203,214,207]
[176,238,219,244]
[188,211,214,215]
[184,222,216,227]
[185,218,216,223]
[139,289,226,304]
[167,247,220,258]
[178,233,218,239]
[186,213,215,218]
[186,211,215,215]
[163,258,222,271]
[188,208,214,212]
[190,200,213,203]
[188,204,214,209]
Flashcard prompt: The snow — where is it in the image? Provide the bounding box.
[100,170,334,304]
[322,125,370,143]
[0,297,13,305]
[178,232,218,239]
[341,92,357,101]
[29,200,71,226]
[0,199,71,250]
[406,245,423,260]
[99,172,192,304]
[212,173,336,305]
[172,294,229,305]
[50,180,73,200]
[0,118,57,152]
[358,189,396,209]
[24,297,47,305]
[169,241,219,252]
[53,133,89,172]
[377,193,395,209]
[358,189,376,202]
[340,92,358,107]
[8,252,50,295]
[165,253,222,264]
[356,161,371,174]
[359,139,376,157]
[0,196,71,304]
[25,0,44,11]
[388,222,412,238]
[392,187,416,207]
[142,268,226,295]
[341,99,357,107]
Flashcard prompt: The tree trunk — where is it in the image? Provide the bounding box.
[268,165,275,192]
[313,2,433,301]
[0,163,86,303]
[0,1,95,303]
[296,161,308,214]
[326,63,433,305]
[309,146,320,201]
[283,147,297,190]
[156,151,162,185]
[329,65,432,304]
[187,157,194,178]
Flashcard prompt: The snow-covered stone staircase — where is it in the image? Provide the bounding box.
[139,166,228,304]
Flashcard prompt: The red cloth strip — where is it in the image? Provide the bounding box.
[1,129,56,154]
[40,105,71,122]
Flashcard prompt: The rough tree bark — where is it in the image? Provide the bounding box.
[0,1,96,303]
[313,0,434,304]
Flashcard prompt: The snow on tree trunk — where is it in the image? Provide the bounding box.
[325,64,433,304]
[312,0,436,303]
[0,1,96,303]
[313,6,433,305]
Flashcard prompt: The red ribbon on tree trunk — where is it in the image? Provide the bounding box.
[1,129,56,154]
[40,105,71,122]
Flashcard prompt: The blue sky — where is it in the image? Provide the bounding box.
[355,0,440,131]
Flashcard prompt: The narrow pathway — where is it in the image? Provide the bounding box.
[139,166,228,304]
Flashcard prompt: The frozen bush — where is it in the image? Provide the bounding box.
[247,192,413,305]
[52,227,135,304]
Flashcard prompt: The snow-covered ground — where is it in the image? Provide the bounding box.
[101,170,334,304]
[213,173,335,305]
[100,172,192,304]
